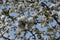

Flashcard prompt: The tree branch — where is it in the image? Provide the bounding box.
[41,2,60,40]
[41,2,60,25]
[24,29,36,39]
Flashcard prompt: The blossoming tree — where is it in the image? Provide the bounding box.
[0,0,60,40]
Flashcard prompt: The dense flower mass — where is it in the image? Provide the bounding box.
[0,0,60,40]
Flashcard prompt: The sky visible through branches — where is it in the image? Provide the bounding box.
[0,0,60,40]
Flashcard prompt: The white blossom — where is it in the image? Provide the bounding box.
[15,27,23,34]
[18,4,22,9]
[29,4,33,7]
[5,22,8,26]
[18,3,25,10]
[32,13,37,17]
[27,17,34,23]
[49,4,55,8]
[0,24,5,28]
[1,15,5,19]
[9,5,16,13]
[17,16,27,21]
[38,1,41,6]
